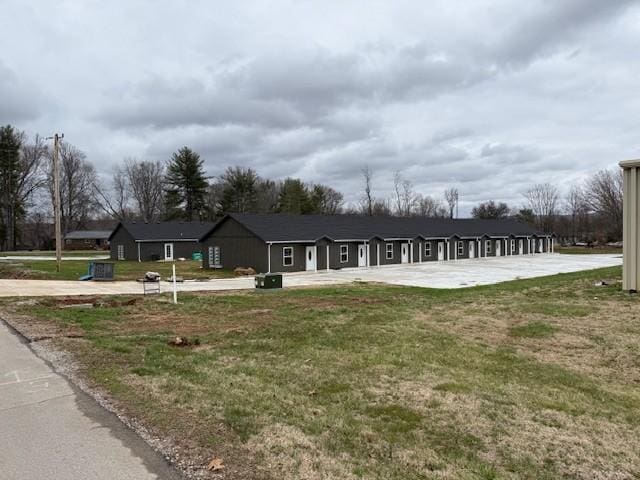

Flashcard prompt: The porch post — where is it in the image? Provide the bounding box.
[454,241,458,261]
[267,243,271,273]
[137,242,141,262]
[418,241,422,263]
[376,243,380,266]
[326,245,330,271]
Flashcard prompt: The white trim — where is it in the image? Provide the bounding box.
[164,243,174,261]
[385,243,394,260]
[282,246,294,266]
[376,243,380,266]
[267,243,272,273]
[137,242,141,262]
[136,239,200,243]
[418,242,422,262]
[340,244,349,263]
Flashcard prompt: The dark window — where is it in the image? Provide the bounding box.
[340,245,348,263]
[425,243,431,256]
[283,247,293,266]
[386,243,393,259]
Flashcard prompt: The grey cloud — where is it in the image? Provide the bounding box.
[2,0,638,214]
[493,0,637,65]
[0,62,44,123]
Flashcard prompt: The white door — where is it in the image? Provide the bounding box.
[358,244,367,267]
[305,246,317,271]
[437,242,444,261]
[518,239,523,255]
[496,241,501,256]
[401,243,409,263]
[164,243,174,261]
[469,241,475,259]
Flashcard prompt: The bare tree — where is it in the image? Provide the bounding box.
[524,183,559,233]
[15,134,48,246]
[583,168,623,240]
[563,185,590,243]
[361,165,374,216]
[444,187,459,219]
[93,166,132,220]
[124,158,165,222]
[372,198,392,216]
[47,142,97,234]
[414,194,448,218]
[393,171,415,217]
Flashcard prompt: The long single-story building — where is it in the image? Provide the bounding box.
[199,213,554,273]
[109,221,216,261]
[64,230,111,250]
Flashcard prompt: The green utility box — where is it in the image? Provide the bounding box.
[192,252,203,261]
[255,273,283,289]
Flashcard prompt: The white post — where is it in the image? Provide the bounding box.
[366,243,370,267]
[137,242,141,262]
[267,243,271,273]
[551,237,554,253]
[326,245,330,271]
[314,245,318,271]
[418,242,422,263]
[454,241,458,261]
[376,243,380,266]
[172,263,177,305]
[409,241,413,263]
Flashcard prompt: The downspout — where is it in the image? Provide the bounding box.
[267,242,271,273]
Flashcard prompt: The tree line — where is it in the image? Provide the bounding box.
[0,123,623,250]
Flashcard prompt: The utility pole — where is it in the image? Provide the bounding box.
[46,133,64,272]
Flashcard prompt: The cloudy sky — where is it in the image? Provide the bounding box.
[1,0,639,214]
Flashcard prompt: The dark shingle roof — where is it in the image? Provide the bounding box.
[111,221,217,242]
[65,230,112,240]
[204,213,544,242]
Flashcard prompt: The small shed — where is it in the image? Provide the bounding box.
[109,221,216,262]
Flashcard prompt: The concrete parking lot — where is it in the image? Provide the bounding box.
[0,254,622,297]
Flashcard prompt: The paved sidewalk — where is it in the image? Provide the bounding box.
[0,321,183,480]
[0,254,622,297]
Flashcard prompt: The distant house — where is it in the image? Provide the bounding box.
[199,213,554,273]
[64,230,112,250]
[109,221,216,262]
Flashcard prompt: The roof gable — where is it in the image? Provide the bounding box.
[111,221,217,242]
[201,213,545,243]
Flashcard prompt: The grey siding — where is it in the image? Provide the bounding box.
[139,241,202,261]
[202,217,268,272]
[109,226,137,261]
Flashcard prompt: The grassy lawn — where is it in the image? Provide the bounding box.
[556,246,623,255]
[3,266,640,479]
[0,259,234,281]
